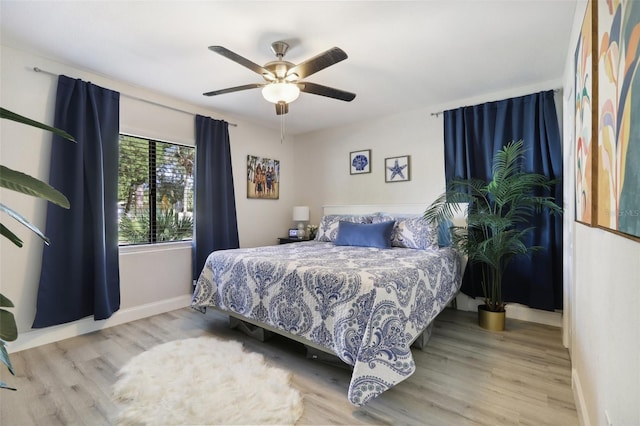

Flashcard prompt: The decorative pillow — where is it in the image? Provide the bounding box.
[437,219,453,247]
[373,213,439,250]
[315,214,373,242]
[334,220,395,249]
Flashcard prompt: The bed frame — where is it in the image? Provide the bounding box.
[217,203,466,358]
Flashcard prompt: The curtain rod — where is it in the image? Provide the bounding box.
[32,67,238,127]
[429,88,562,118]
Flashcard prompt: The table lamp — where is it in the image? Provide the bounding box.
[292,206,310,239]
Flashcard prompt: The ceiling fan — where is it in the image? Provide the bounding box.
[203,41,356,115]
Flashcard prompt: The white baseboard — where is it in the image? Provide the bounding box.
[572,368,590,426]
[9,292,561,349]
[8,294,192,354]
[455,293,562,327]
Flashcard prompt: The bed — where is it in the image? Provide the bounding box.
[191,204,464,406]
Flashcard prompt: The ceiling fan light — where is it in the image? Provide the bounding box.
[262,82,300,104]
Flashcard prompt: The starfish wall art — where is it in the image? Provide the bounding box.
[385,155,411,182]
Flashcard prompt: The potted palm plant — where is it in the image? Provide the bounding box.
[0,107,75,389]
[423,140,562,330]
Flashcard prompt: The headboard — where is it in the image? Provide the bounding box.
[322,203,467,226]
[322,203,426,216]
[322,203,468,272]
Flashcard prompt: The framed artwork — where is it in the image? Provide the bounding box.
[247,155,279,199]
[385,155,410,183]
[350,149,371,174]
[596,0,640,239]
[574,0,598,226]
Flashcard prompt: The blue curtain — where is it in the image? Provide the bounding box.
[33,76,121,328]
[444,90,563,311]
[192,115,239,279]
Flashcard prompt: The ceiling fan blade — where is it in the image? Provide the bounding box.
[299,82,356,102]
[286,47,348,80]
[275,102,289,115]
[203,83,264,97]
[208,46,275,79]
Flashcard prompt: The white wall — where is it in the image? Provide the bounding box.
[562,4,640,426]
[0,45,295,352]
[572,226,639,425]
[293,108,446,223]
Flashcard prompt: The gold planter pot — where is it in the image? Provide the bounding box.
[478,305,505,331]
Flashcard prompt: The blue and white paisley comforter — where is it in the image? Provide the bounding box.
[191,241,462,406]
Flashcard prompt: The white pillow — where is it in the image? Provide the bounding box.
[315,214,373,242]
[373,213,438,250]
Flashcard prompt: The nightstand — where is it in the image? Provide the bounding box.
[278,237,309,244]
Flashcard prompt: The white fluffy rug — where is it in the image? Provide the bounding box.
[112,336,304,425]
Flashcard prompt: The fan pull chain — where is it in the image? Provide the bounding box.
[280,110,285,144]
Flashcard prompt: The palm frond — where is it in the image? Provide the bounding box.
[0,165,70,208]
[0,309,17,342]
[0,107,75,142]
[427,140,562,312]
[423,192,468,224]
[1,107,76,392]
[0,294,15,308]
[0,204,50,245]
[491,140,525,183]
[0,224,23,247]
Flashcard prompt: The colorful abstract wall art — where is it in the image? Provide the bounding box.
[575,0,598,225]
[597,0,640,238]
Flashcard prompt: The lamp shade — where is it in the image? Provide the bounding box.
[292,206,310,222]
[262,82,300,104]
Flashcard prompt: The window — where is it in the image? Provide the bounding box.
[117,134,195,245]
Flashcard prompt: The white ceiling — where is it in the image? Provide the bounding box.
[0,1,576,135]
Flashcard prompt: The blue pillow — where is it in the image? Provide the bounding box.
[437,219,453,247]
[334,220,395,248]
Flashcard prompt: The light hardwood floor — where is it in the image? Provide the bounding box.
[0,308,578,425]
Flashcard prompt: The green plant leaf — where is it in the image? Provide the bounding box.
[0,223,24,247]
[0,107,75,392]
[0,309,18,341]
[0,341,16,377]
[0,294,15,308]
[0,107,75,142]
[0,381,17,391]
[0,165,70,208]
[0,305,17,391]
[0,204,50,245]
